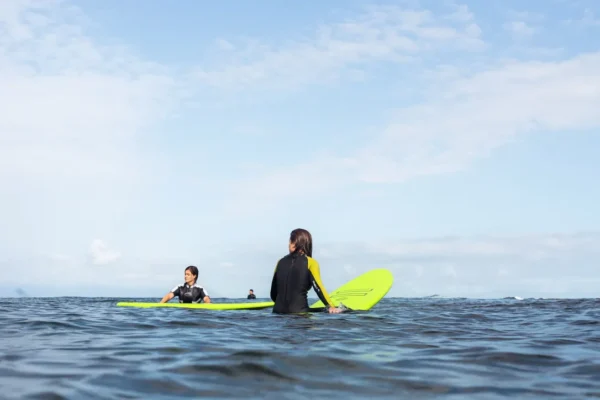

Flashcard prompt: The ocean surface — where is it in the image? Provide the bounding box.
[1,297,599,399]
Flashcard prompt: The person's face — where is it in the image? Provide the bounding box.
[185,270,195,285]
[289,240,295,253]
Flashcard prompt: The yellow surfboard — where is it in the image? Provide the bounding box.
[310,268,393,311]
[116,301,275,310]
[116,268,393,311]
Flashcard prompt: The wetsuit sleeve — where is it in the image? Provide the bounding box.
[171,285,181,297]
[270,262,278,302]
[307,258,336,308]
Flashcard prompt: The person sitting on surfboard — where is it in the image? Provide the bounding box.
[159,265,211,304]
[270,228,342,314]
[247,289,256,299]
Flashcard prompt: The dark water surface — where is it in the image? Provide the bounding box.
[1,297,599,399]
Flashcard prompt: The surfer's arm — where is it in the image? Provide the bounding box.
[307,258,336,308]
[270,264,278,302]
[160,292,174,303]
[202,289,211,303]
[160,285,180,303]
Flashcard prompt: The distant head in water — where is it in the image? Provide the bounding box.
[184,266,198,285]
[289,228,312,257]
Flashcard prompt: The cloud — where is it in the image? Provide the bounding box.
[0,0,193,262]
[0,0,179,184]
[215,38,235,51]
[175,3,600,217]
[90,239,121,265]
[1,232,598,298]
[222,49,600,215]
[504,21,537,37]
[354,51,600,182]
[0,1,597,301]
[319,232,599,261]
[315,232,600,298]
[194,3,484,92]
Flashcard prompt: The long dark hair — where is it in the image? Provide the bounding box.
[290,228,313,257]
[185,265,199,284]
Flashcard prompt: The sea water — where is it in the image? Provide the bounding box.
[1,297,599,399]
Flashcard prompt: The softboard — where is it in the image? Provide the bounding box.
[310,268,393,311]
[116,301,275,310]
[116,268,393,311]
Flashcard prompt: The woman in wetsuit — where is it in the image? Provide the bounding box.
[160,265,211,303]
[270,228,342,314]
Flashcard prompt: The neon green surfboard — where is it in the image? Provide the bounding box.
[116,301,275,310]
[310,268,393,311]
[116,268,393,311]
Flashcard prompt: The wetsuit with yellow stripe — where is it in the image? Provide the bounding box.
[270,252,336,313]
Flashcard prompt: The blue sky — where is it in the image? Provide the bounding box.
[1,0,599,299]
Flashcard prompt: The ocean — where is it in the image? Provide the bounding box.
[1,297,599,399]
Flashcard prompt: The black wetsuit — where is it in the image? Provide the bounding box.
[270,252,336,313]
[247,293,256,299]
[170,283,209,303]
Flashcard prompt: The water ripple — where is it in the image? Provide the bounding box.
[0,297,599,399]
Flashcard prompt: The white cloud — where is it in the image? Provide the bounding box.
[90,239,121,265]
[0,0,178,184]
[323,232,600,298]
[1,232,598,298]
[215,38,235,51]
[137,3,599,217]
[344,232,600,260]
[507,10,545,21]
[194,4,484,91]
[223,49,600,215]
[504,20,537,37]
[0,1,597,301]
[356,52,600,183]
[0,0,190,260]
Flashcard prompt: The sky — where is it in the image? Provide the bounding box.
[1,0,599,299]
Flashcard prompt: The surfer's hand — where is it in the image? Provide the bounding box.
[328,307,342,314]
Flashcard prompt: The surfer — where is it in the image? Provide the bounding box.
[247,289,256,299]
[159,265,211,304]
[270,228,342,314]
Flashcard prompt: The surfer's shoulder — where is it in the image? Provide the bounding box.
[170,284,183,293]
[306,256,319,268]
[275,254,291,265]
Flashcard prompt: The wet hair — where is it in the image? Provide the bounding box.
[290,228,313,257]
[185,265,199,284]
